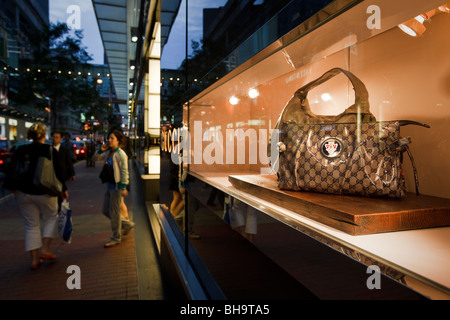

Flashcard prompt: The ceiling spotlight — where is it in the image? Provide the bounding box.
[248,88,259,99]
[131,27,139,43]
[398,17,426,37]
[229,96,239,105]
[398,10,435,37]
[130,59,136,70]
[439,2,450,13]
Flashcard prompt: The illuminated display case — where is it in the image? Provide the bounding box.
[183,0,450,199]
[171,0,450,299]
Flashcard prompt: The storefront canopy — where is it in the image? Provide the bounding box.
[92,0,181,115]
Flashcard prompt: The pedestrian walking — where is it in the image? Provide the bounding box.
[118,135,136,232]
[52,131,75,210]
[168,143,184,219]
[4,123,68,269]
[86,139,96,167]
[61,133,75,162]
[94,130,134,247]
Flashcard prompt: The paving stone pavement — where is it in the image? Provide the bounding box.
[0,161,139,300]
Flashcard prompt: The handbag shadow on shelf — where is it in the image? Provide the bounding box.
[274,67,429,198]
[33,145,63,196]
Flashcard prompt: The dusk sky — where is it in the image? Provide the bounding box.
[49,0,227,69]
[162,0,227,69]
[49,0,104,64]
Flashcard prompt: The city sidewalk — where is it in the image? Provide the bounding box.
[0,160,139,300]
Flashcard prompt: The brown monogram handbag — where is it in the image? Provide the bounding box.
[275,68,429,198]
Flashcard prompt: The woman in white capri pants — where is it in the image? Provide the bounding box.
[5,123,68,269]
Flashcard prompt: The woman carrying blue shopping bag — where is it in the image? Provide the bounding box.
[4,123,68,269]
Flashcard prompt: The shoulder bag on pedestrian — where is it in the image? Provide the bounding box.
[99,161,115,184]
[33,145,63,196]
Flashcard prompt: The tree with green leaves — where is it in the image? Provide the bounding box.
[12,22,109,134]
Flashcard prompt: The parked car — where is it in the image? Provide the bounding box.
[0,139,10,153]
[0,141,32,172]
[73,140,87,160]
[0,139,10,171]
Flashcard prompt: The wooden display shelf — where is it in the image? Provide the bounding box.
[228,174,450,236]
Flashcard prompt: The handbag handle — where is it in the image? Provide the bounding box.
[296,68,370,115]
[275,68,376,129]
[49,144,53,161]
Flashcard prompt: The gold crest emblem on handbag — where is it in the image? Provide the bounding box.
[275,68,429,198]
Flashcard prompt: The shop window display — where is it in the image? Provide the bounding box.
[164,0,450,299]
[184,0,450,200]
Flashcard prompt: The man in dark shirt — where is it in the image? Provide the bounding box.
[52,132,75,208]
[52,132,75,182]
[61,133,75,162]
